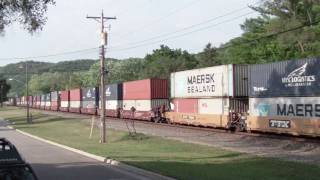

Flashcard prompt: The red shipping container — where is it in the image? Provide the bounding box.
[173,99,198,113]
[70,89,81,101]
[60,90,69,101]
[123,79,168,100]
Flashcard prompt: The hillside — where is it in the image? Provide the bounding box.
[0,59,97,97]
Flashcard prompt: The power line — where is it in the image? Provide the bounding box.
[219,19,320,50]
[0,47,99,61]
[107,11,255,52]
[111,2,259,48]
[114,0,203,40]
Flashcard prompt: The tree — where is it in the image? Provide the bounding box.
[0,0,55,34]
[0,79,11,107]
[196,43,220,68]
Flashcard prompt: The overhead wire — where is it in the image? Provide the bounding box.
[110,1,260,48]
[107,11,256,52]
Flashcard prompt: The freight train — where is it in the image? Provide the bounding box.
[7,57,320,137]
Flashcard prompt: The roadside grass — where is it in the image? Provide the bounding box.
[1,106,320,180]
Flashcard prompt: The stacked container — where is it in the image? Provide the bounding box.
[35,95,41,109]
[167,64,248,128]
[60,90,70,112]
[69,89,81,113]
[21,96,26,107]
[45,93,51,110]
[104,83,123,117]
[81,87,99,115]
[16,97,21,106]
[121,79,169,121]
[248,58,320,136]
[32,96,37,108]
[27,96,33,108]
[50,91,59,111]
[40,95,46,109]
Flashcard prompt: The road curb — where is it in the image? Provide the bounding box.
[10,126,175,180]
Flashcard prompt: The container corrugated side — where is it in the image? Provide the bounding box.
[106,100,123,110]
[123,79,168,100]
[70,89,81,101]
[249,57,320,97]
[198,98,229,115]
[51,91,59,101]
[233,65,249,97]
[122,99,169,111]
[70,101,81,108]
[60,91,69,101]
[171,65,230,98]
[82,87,98,101]
[173,99,198,113]
[249,97,320,118]
[105,84,123,100]
[60,101,69,108]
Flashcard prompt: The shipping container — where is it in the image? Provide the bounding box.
[40,95,46,109]
[81,87,98,115]
[69,101,81,113]
[32,96,37,108]
[170,64,248,98]
[248,97,320,136]
[249,57,320,97]
[173,99,198,114]
[105,83,123,100]
[60,90,69,112]
[70,89,81,101]
[36,95,41,109]
[51,91,59,101]
[198,98,229,115]
[121,99,169,120]
[249,97,320,118]
[45,93,51,110]
[123,79,168,100]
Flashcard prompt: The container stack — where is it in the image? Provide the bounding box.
[21,96,26,107]
[69,89,81,113]
[248,58,320,135]
[35,95,41,109]
[104,83,123,117]
[168,65,248,128]
[45,93,51,110]
[16,97,21,106]
[122,79,169,121]
[60,90,70,112]
[32,96,37,108]
[50,91,59,111]
[28,96,33,108]
[40,95,46,109]
[81,87,99,115]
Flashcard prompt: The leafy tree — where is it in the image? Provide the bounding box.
[0,0,55,34]
[0,79,11,107]
[196,43,220,67]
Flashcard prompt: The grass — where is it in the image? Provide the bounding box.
[1,106,320,180]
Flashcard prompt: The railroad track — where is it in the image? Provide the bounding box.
[30,108,320,144]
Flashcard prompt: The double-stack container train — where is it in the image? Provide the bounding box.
[7,57,320,137]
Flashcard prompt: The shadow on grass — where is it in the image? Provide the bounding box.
[124,158,320,180]
[117,133,150,142]
[112,153,241,162]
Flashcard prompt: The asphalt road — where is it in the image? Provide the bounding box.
[0,120,169,180]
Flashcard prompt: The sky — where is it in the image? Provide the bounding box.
[0,0,260,66]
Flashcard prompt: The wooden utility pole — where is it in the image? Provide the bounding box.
[87,10,116,143]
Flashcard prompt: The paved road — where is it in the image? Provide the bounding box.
[0,120,170,180]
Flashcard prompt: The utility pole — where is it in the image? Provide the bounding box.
[87,10,116,143]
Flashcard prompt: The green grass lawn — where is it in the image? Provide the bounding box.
[1,106,319,180]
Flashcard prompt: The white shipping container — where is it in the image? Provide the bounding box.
[61,101,69,108]
[249,97,320,118]
[123,99,169,111]
[106,100,123,110]
[171,65,233,98]
[198,98,229,115]
[40,101,45,106]
[36,102,41,106]
[45,101,51,106]
[70,101,81,108]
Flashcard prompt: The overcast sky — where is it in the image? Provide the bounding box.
[0,0,260,66]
